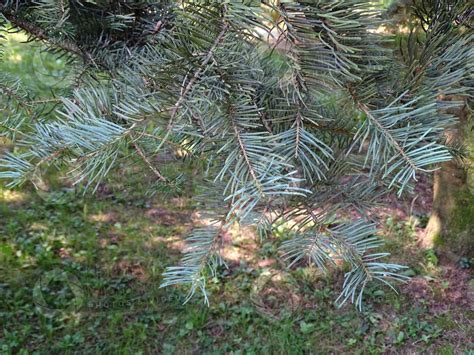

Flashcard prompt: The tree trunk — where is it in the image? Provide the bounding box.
[423,102,473,256]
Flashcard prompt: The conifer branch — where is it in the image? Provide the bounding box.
[132,141,167,182]
[294,109,302,159]
[166,16,229,130]
[230,110,260,185]
[1,0,470,309]
[2,11,83,57]
[356,100,418,173]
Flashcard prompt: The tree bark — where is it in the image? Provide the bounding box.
[423,101,473,256]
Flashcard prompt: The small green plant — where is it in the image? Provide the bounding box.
[425,249,439,268]
[458,257,473,269]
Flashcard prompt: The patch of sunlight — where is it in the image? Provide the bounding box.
[0,189,26,203]
[221,247,253,263]
[88,212,116,223]
[148,235,186,251]
[228,223,256,241]
[9,53,22,63]
[395,25,412,34]
[368,25,411,34]
[368,25,390,34]
[191,211,215,227]
[6,31,28,42]
[30,222,48,231]
[0,137,12,146]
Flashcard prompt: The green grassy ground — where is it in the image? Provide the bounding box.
[1,29,473,355]
[0,169,472,354]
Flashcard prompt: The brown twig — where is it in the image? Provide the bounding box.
[132,141,167,182]
[166,21,230,130]
[347,85,418,172]
[2,12,84,58]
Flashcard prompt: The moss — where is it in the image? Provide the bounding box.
[465,119,474,193]
[435,112,474,255]
[452,190,474,230]
[442,188,474,256]
[432,232,443,247]
[449,106,473,248]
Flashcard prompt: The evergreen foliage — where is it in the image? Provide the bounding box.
[0,0,472,309]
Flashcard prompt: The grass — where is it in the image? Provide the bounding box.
[1,29,473,355]
[0,31,73,93]
[0,171,472,354]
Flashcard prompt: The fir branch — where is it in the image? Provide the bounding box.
[166,21,230,130]
[355,97,418,173]
[132,141,167,182]
[294,109,302,159]
[161,217,227,305]
[1,11,83,57]
[1,0,469,310]
[230,107,260,186]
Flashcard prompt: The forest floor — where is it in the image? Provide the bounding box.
[1,27,473,355]
[0,165,472,354]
